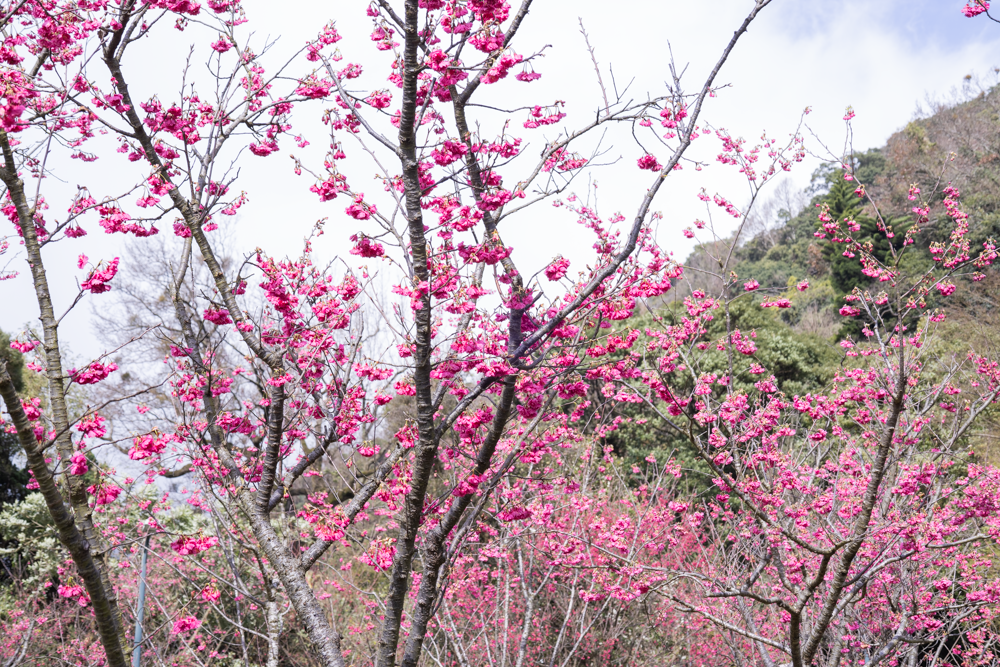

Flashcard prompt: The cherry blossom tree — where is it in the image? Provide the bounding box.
[590,124,1000,665]
[0,0,781,666]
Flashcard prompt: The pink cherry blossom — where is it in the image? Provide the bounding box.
[636,154,661,171]
[81,258,119,294]
[545,256,570,281]
[171,616,201,634]
[68,452,89,475]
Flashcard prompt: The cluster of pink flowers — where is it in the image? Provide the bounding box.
[636,154,661,171]
[170,616,201,634]
[86,483,122,505]
[349,234,384,258]
[203,307,232,325]
[760,298,791,308]
[8,339,38,354]
[75,413,106,438]
[170,535,220,556]
[481,52,523,84]
[69,361,118,385]
[498,506,532,522]
[0,71,36,134]
[68,452,89,475]
[963,1,989,17]
[359,539,396,571]
[81,258,119,293]
[545,256,570,281]
[57,584,90,607]
[523,103,565,129]
[128,432,178,461]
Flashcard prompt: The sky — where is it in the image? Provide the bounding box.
[3,0,999,360]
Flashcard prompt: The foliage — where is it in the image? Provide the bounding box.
[0,493,61,592]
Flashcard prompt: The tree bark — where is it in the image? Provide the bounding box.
[0,363,128,667]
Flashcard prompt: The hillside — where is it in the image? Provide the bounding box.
[655,84,1000,467]
[683,84,1000,327]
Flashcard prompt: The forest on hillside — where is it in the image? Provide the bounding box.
[5,1,1000,666]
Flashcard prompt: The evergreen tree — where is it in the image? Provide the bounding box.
[0,330,29,505]
[0,330,25,394]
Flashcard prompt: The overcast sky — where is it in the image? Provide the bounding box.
[3,0,999,359]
